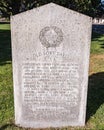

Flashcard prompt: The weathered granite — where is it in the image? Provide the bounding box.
[11,3,92,128]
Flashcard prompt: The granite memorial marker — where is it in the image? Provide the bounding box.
[11,3,92,128]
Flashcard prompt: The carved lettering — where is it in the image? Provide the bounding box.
[22,62,80,120]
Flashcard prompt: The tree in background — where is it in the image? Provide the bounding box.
[0,0,21,18]
[91,0,104,18]
[97,0,104,18]
[0,0,104,19]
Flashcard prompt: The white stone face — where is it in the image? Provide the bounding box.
[11,3,92,128]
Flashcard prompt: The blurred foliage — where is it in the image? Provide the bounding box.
[0,0,104,18]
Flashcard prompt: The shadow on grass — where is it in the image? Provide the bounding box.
[0,22,10,24]
[0,123,33,130]
[86,72,104,121]
[91,31,104,41]
[0,124,28,130]
[0,29,11,65]
[92,24,104,35]
[0,124,15,130]
[100,43,104,49]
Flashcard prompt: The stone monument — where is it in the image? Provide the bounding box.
[11,3,92,128]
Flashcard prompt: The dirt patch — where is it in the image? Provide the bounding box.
[89,54,104,75]
[90,54,104,59]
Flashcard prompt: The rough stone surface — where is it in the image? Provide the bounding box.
[11,3,92,128]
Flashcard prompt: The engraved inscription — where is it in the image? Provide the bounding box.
[39,26,63,48]
[22,62,80,121]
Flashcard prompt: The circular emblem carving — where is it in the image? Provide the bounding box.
[39,26,63,48]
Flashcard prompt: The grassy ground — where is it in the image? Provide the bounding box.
[0,23,14,128]
[0,23,104,130]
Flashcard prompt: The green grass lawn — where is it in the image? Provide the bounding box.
[91,31,104,54]
[0,23,104,130]
[0,23,14,128]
